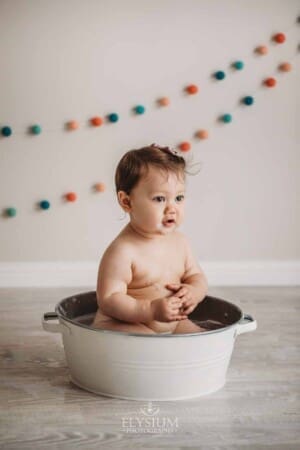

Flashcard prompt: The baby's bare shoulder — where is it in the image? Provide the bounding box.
[101,235,135,265]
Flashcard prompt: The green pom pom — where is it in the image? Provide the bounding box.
[134,105,146,114]
[31,124,42,135]
[1,126,12,137]
[222,114,232,123]
[6,207,17,217]
[40,200,50,210]
[243,96,254,105]
[108,113,119,123]
[234,61,244,70]
[215,71,226,80]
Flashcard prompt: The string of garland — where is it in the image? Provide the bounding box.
[1,23,298,145]
[1,19,299,219]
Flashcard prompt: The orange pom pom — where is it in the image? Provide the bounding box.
[94,182,106,192]
[273,33,286,44]
[67,120,79,130]
[90,116,103,127]
[264,77,277,87]
[196,129,209,140]
[157,97,170,106]
[279,62,292,72]
[65,192,77,202]
[186,84,199,95]
[256,45,268,55]
[179,141,191,152]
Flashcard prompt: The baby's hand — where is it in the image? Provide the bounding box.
[151,296,188,322]
[166,283,197,316]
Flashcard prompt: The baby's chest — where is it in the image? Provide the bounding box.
[131,247,185,286]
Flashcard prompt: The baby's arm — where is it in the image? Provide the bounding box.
[181,236,208,302]
[96,243,153,323]
[166,235,208,314]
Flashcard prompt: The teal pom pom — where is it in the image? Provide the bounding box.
[243,96,254,105]
[6,207,17,217]
[31,124,42,135]
[1,126,12,137]
[134,105,146,114]
[234,61,244,70]
[222,114,232,123]
[108,113,119,123]
[40,200,50,210]
[215,71,226,80]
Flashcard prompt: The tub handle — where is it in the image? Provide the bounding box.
[42,312,71,335]
[235,314,257,336]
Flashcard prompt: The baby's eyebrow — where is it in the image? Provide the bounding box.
[150,190,185,195]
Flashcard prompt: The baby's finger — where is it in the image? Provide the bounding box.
[175,314,188,320]
[183,305,194,315]
[169,296,182,304]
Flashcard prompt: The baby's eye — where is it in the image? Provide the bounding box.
[175,195,185,202]
[153,196,165,202]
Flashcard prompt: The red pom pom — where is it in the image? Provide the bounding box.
[66,192,77,202]
[186,84,199,95]
[273,33,286,44]
[264,77,277,87]
[179,141,191,152]
[90,116,103,126]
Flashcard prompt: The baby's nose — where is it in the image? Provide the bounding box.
[164,202,176,213]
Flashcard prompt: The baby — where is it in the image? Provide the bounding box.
[92,143,208,334]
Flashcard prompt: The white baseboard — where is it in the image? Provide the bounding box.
[0,260,299,287]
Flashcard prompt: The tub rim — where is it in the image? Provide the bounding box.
[53,290,244,338]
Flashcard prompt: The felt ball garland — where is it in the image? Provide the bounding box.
[108,113,119,123]
[39,200,50,210]
[186,84,199,94]
[243,96,254,105]
[5,207,17,217]
[279,62,292,72]
[157,97,170,106]
[1,19,298,217]
[195,129,209,139]
[94,182,106,192]
[31,124,42,135]
[233,61,244,70]
[90,116,103,126]
[256,45,268,55]
[179,141,191,152]
[221,114,232,123]
[134,105,146,114]
[1,126,12,137]
[67,120,79,130]
[65,192,77,202]
[214,71,226,80]
[264,77,277,87]
[273,33,286,43]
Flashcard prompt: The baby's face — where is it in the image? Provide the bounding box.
[127,166,185,237]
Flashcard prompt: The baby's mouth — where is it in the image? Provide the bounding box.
[162,218,176,227]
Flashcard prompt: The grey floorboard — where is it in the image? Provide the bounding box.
[1,286,299,449]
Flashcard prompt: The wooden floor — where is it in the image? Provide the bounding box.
[1,286,299,449]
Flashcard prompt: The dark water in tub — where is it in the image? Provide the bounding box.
[74,313,226,331]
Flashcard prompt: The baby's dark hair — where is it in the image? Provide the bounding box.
[115,144,186,194]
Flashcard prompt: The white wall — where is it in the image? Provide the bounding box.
[0,0,299,284]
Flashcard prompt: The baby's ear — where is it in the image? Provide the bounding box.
[117,191,131,212]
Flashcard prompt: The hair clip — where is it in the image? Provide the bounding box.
[151,143,180,156]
